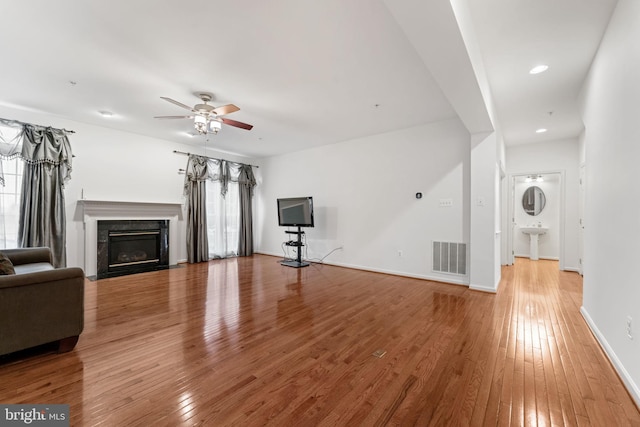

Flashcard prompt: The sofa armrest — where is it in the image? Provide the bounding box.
[0,267,85,290]
[1,247,52,266]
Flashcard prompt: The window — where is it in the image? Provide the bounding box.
[0,157,23,248]
[206,180,240,259]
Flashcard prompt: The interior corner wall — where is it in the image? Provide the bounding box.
[0,104,258,271]
[469,131,500,292]
[579,0,640,405]
[505,139,580,270]
[255,118,471,284]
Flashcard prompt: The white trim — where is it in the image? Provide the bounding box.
[469,283,498,293]
[255,251,469,286]
[514,254,559,261]
[580,306,640,408]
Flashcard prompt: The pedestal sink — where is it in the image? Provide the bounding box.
[520,226,548,260]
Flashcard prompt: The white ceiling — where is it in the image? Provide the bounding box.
[0,0,617,158]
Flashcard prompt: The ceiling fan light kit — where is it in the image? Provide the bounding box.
[194,115,207,134]
[154,92,253,136]
[208,119,222,134]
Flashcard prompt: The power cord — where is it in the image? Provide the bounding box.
[305,246,344,264]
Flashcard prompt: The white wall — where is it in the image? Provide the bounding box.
[256,118,471,284]
[505,139,580,270]
[469,131,501,292]
[0,104,257,270]
[579,0,640,405]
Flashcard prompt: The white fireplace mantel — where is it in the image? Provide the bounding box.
[79,200,184,276]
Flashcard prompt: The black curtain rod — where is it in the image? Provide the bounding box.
[0,117,75,134]
[173,150,258,168]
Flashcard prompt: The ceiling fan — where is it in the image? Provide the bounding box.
[154,93,253,135]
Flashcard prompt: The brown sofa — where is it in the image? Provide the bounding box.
[0,247,85,356]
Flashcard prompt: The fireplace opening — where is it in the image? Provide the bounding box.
[97,220,169,279]
[109,231,159,267]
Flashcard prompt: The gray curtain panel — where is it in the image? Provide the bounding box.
[18,125,73,268]
[184,155,209,263]
[237,164,256,256]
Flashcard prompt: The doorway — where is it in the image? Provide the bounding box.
[508,172,564,269]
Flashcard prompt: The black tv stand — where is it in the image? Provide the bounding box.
[281,227,309,268]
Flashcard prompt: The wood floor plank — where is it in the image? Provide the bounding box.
[0,255,638,426]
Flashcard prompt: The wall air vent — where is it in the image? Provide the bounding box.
[432,241,467,275]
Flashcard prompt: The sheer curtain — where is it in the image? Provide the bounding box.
[0,158,23,248]
[0,121,24,249]
[206,160,240,259]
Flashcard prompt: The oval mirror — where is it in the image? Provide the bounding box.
[522,186,546,216]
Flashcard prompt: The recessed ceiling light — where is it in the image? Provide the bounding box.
[98,110,114,117]
[529,65,549,74]
[536,128,547,133]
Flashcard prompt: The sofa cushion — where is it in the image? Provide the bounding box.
[13,262,55,275]
[0,252,15,275]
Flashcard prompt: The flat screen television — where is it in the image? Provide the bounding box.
[277,197,314,227]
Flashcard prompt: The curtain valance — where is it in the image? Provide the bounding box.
[0,119,73,186]
[183,155,256,197]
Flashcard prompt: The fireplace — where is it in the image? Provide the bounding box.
[97,220,169,279]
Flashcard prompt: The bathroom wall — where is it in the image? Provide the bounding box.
[513,175,560,259]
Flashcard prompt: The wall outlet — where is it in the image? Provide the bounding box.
[627,316,633,340]
[439,199,453,207]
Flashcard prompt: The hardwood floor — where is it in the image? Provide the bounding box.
[1,255,638,426]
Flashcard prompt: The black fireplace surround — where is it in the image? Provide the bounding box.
[97,220,169,279]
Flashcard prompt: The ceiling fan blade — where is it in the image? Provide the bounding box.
[221,117,253,130]
[160,97,195,112]
[154,115,193,119]
[213,104,240,116]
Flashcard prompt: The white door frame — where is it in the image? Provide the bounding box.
[507,170,566,270]
[578,163,585,275]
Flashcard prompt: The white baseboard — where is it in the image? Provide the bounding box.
[514,254,559,261]
[255,251,469,287]
[580,306,640,408]
[469,283,498,293]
